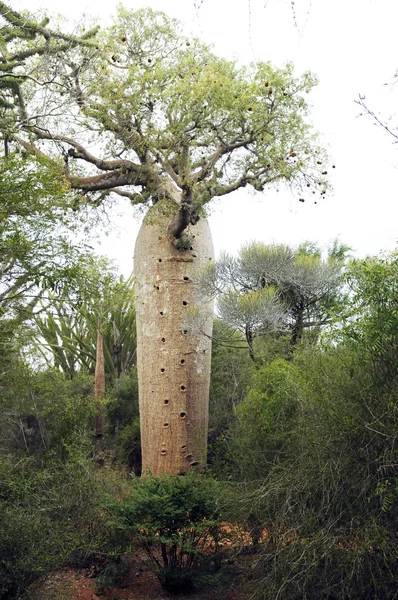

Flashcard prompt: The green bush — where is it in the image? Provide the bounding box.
[208,320,253,472]
[106,370,141,470]
[105,472,227,593]
[0,454,108,599]
[229,342,398,599]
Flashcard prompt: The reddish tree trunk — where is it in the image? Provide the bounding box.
[134,200,214,476]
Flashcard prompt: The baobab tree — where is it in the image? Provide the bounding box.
[1,4,331,475]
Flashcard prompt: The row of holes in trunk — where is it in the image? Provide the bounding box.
[161,331,187,342]
[160,359,185,373]
[158,249,195,261]
[154,276,189,292]
[160,449,197,465]
[163,411,187,427]
[159,301,188,316]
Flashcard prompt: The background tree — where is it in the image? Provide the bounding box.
[33,256,136,380]
[4,4,331,475]
[0,1,98,142]
[207,319,253,466]
[200,241,346,361]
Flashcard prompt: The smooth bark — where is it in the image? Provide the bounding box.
[134,200,214,476]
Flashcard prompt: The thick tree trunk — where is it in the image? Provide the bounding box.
[134,200,214,476]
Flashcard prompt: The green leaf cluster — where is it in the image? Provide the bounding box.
[104,472,227,593]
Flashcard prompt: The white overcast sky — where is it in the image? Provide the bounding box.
[14,0,398,272]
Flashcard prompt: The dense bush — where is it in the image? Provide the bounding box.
[0,454,109,599]
[228,257,398,599]
[208,320,253,470]
[106,370,141,471]
[105,472,227,593]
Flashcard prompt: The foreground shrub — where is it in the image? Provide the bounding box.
[105,472,227,593]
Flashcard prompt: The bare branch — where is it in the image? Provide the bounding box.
[27,126,139,172]
[109,187,147,204]
[356,94,398,143]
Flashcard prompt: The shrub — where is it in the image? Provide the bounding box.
[0,454,108,599]
[105,472,227,593]
[231,344,398,599]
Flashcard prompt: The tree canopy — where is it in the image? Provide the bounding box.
[198,241,347,360]
[2,5,331,245]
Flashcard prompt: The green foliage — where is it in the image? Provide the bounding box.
[5,5,331,217]
[0,365,95,460]
[225,248,398,599]
[33,256,137,379]
[85,8,329,202]
[0,154,83,319]
[105,473,227,593]
[341,251,398,378]
[0,453,108,600]
[106,370,141,470]
[0,1,98,129]
[201,241,347,361]
[207,320,253,470]
[227,358,301,481]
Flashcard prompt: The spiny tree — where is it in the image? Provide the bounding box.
[5,4,331,475]
[33,257,136,381]
[199,241,346,361]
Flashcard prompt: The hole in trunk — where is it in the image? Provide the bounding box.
[180,412,187,418]
[154,285,160,290]
[161,337,166,342]
[158,258,162,262]
[183,330,188,335]
[180,359,185,365]
[182,301,188,306]
[190,461,199,467]
[160,311,164,316]
[161,368,165,373]
[183,276,189,281]
[181,385,186,391]
[181,445,187,450]
[185,453,193,461]
[192,254,197,258]
[163,423,169,427]
[160,449,167,455]
[164,399,169,405]
[189,246,193,251]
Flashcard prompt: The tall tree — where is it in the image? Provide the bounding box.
[4,5,331,475]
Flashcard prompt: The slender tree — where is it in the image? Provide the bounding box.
[94,316,105,440]
[3,5,331,475]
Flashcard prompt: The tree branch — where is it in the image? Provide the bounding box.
[356,94,398,143]
[193,138,252,183]
[70,170,145,192]
[109,187,148,204]
[27,125,139,172]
